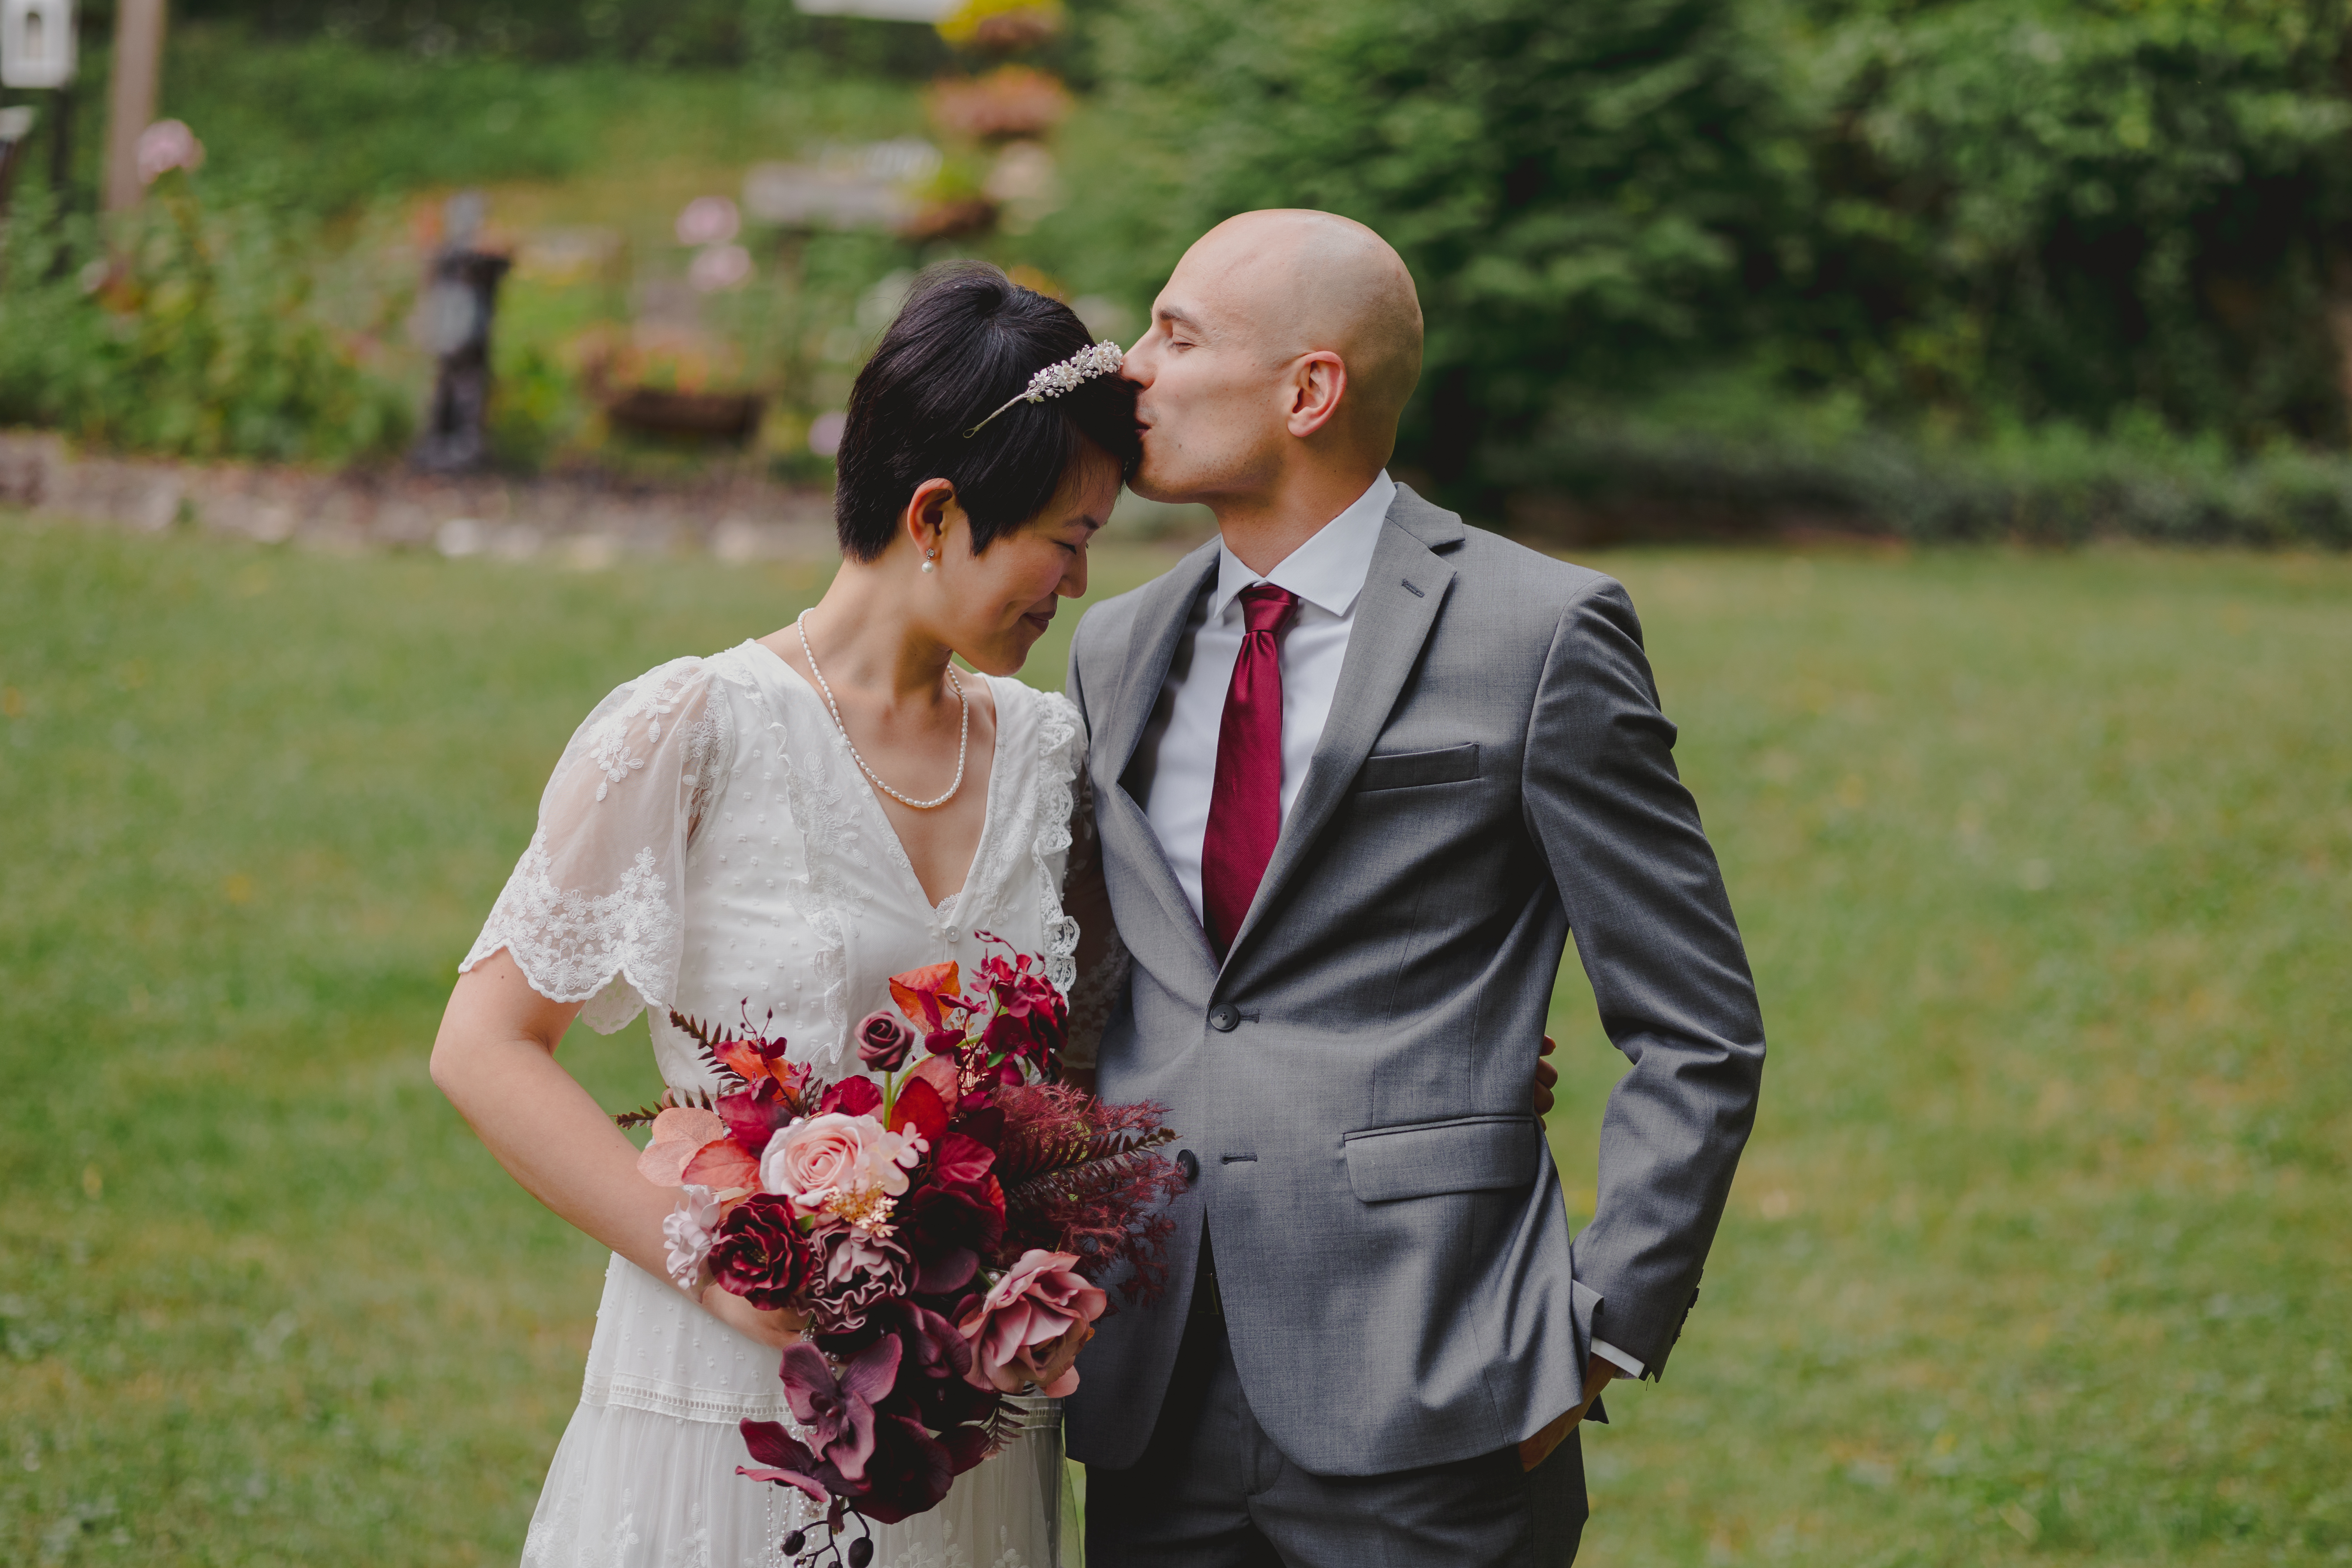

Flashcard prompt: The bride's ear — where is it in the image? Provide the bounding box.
[901,478,961,567]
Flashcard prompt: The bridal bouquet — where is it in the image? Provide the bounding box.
[629,937,1180,1565]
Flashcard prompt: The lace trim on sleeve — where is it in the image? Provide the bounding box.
[462,656,729,1034]
[1029,690,1084,996]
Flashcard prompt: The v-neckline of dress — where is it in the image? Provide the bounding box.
[748,638,1009,916]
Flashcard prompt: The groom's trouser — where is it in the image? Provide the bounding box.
[1085,1266,1588,1568]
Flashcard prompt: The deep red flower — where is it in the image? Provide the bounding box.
[851,1413,958,1524]
[737,1419,845,1507]
[707,1194,815,1311]
[873,1302,1001,1432]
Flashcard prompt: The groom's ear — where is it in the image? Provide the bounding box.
[1286,351,1349,440]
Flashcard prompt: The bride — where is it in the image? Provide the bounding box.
[430,263,1132,1568]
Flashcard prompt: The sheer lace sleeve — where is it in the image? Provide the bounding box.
[1059,768,1129,1072]
[461,656,734,1033]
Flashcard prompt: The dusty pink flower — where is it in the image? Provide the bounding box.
[807,1222,912,1337]
[761,1112,922,1219]
[958,1249,1106,1398]
[662,1184,723,1291]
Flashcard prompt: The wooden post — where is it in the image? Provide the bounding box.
[101,0,161,213]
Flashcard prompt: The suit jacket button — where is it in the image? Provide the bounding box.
[1208,1004,1240,1032]
[1176,1149,1200,1186]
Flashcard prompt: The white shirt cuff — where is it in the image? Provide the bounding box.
[1590,1338,1645,1380]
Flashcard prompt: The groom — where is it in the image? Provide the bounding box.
[1062,210,1766,1565]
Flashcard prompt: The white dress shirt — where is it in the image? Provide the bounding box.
[1126,469,1648,1384]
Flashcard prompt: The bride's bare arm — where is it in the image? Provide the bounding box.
[430,950,801,1348]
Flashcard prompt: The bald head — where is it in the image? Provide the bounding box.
[1176,209,1424,451]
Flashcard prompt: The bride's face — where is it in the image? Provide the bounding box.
[925,439,1121,677]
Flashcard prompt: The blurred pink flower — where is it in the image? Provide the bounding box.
[689,244,753,293]
[136,120,205,185]
[676,196,741,247]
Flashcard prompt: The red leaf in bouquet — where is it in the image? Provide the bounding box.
[638,1106,728,1187]
[928,1131,998,1194]
[715,1080,796,1159]
[708,1193,817,1310]
[887,1077,950,1145]
[888,962,968,1034]
[708,1037,776,1085]
[906,1053,962,1104]
[849,1415,957,1525]
[923,1026,967,1059]
[818,1075,884,1119]
[681,1136,761,1193]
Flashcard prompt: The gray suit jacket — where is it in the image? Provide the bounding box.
[1062,485,1764,1477]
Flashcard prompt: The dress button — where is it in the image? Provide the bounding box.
[943,925,959,943]
[1208,1003,1240,1032]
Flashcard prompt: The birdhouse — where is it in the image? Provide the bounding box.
[0,0,77,90]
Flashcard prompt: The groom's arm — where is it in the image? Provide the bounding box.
[1522,574,1767,1379]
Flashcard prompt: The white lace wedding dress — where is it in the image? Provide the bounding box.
[463,639,1090,1568]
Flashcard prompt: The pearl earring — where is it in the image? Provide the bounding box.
[921,547,937,575]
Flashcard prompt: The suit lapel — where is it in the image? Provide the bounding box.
[1099,541,1219,787]
[1094,542,1221,971]
[1223,493,1460,971]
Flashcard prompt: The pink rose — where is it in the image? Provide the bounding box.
[760,1112,922,1217]
[957,1249,1106,1398]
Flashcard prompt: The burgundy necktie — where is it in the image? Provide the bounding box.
[1201,583,1300,958]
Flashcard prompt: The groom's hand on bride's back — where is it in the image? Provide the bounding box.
[1533,1034,1559,1119]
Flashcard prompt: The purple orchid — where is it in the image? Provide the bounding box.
[778,1336,901,1483]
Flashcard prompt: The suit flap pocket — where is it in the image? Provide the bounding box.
[1354,742,1480,793]
[1342,1113,1541,1203]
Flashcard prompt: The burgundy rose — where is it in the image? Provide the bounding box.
[808,1222,912,1337]
[856,1011,917,1073]
[707,1194,816,1311]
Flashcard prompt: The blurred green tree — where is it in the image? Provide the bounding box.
[1043,0,2352,484]
[1050,0,1811,480]
[1796,0,2352,447]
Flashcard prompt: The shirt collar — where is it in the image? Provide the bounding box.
[1208,471,1396,624]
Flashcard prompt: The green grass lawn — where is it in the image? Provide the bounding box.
[2,514,2346,1565]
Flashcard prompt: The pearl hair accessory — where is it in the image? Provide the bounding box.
[965,340,1125,436]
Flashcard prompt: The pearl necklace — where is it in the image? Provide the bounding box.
[796,610,969,811]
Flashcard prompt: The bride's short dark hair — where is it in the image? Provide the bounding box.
[834,263,1139,562]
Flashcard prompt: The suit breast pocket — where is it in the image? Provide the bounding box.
[1342,1113,1542,1203]
[1353,742,1481,793]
